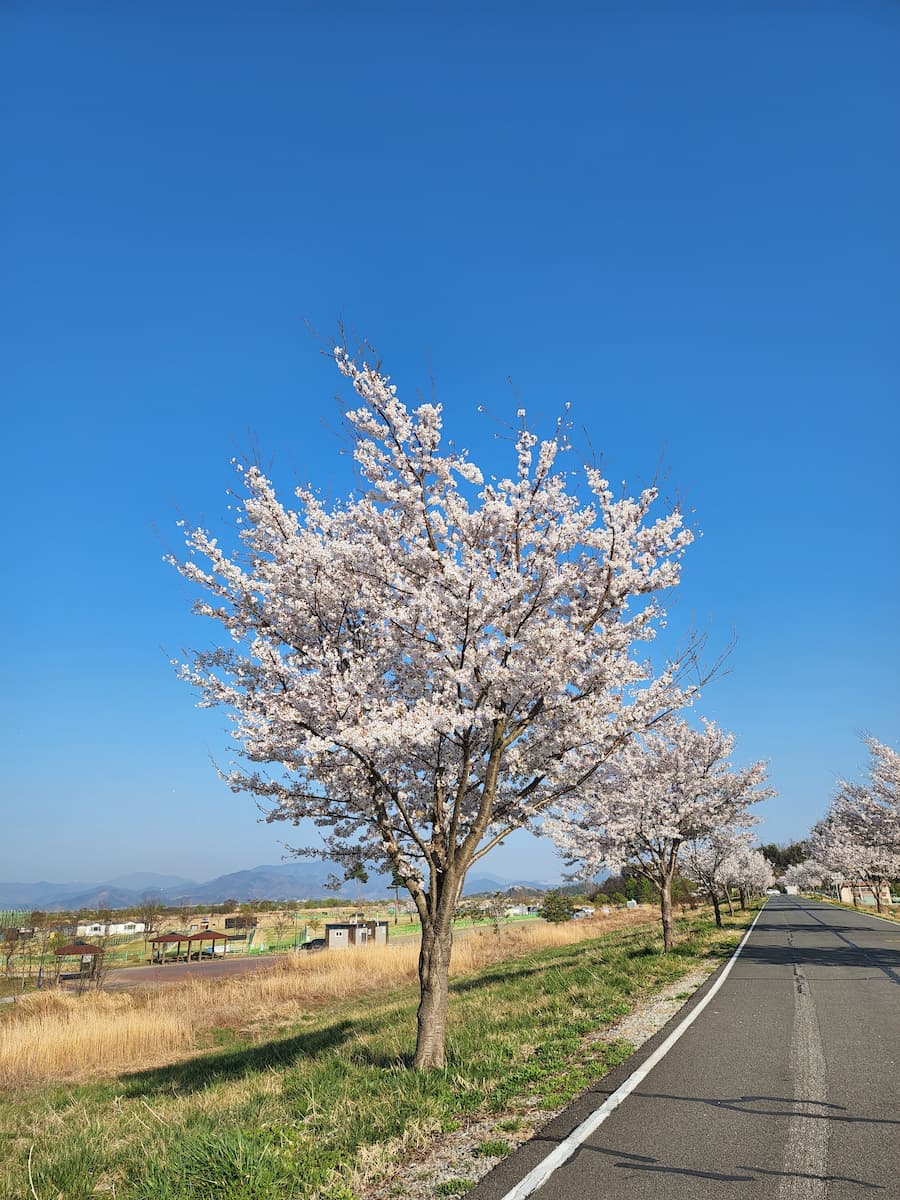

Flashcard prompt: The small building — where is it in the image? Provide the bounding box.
[53,941,104,982]
[223,914,257,931]
[76,920,145,937]
[324,920,389,950]
[839,881,892,907]
[186,929,229,958]
[148,932,190,963]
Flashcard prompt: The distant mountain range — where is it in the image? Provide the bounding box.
[0,864,559,912]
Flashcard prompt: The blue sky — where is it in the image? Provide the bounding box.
[3,2,898,885]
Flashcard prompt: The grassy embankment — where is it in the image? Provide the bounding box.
[0,905,757,1200]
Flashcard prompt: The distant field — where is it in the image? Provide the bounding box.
[1,908,545,978]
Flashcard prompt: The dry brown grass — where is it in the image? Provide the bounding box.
[0,907,657,1088]
[0,990,195,1086]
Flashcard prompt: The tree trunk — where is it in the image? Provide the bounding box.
[739,887,748,910]
[871,883,883,914]
[410,865,464,1070]
[723,889,734,916]
[413,918,454,1069]
[660,879,676,952]
[709,889,722,928]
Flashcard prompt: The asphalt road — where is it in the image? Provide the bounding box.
[103,953,281,988]
[472,896,900,1200]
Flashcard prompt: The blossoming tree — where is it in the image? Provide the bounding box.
[835,737,900,859]
[781,858,838,896]
[809,806,899,912]
[787,737,899,911]
[544,719,773,950]
[683,829,755,926]
[722,843,775,907]
[172,349,699,1068]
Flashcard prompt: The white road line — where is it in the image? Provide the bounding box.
[778,962,828,1200]
[495,905,768,1200]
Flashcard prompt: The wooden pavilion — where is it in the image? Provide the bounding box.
[148,930,229,963]
[53,941,103,983]
[148,932,188,963]
[185,930,229,959]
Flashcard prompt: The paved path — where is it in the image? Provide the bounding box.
[472,897,900,1200]
[103,953,281,988]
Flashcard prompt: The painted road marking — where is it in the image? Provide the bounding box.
[778,960,828,1200]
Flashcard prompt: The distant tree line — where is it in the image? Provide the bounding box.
[758,841,809,870]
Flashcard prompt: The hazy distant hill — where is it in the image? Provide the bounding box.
[100,872,196,892]
[463,874,557,896]
[187,862,360,903]
[0,864,357,911]
[0,863,558,911]
[0,863,367,909]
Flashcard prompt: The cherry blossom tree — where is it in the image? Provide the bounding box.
[544,719,773,950]
[810,806,898,913]
[172,347,699,1068]
[867,738,900,847]
[723,844,775,907]
[683,829,754,926]
[796,736,900,912]
[781,858,837,896]
[835,737,900,859]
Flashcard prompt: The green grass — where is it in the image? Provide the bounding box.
[434,1179,475,1196]
[494,1116,525,1133]
[0,908,756,1200]
[473,1139,510,1158]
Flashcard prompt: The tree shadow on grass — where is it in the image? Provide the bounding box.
[119,1019,359,1097]
[450,961,565,996]
[342,1045,417,1070]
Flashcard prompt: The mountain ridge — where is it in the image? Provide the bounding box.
[0,863,559,911]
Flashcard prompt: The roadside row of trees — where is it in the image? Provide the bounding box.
[544,719,774,948]
[172,347,775,1068]
[783,738,900,911]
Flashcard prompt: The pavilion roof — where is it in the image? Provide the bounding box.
[54,943,103,956]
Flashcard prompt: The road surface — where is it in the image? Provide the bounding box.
[103,953,282,988]
[472,896,899,1200]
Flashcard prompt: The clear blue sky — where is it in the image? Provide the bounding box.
[3,2,898,885]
